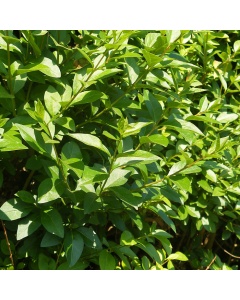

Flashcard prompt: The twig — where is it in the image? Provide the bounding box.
[215,239,240,259]
[206,255,217,270]
[1,220,14,268]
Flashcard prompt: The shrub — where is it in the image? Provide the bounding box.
[0,30,239,270]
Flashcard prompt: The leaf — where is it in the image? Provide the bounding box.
[143,90,162,123]
[123,121,151,138]
[136,241,161,263]
[111,186,143,209]
[142,49,162,68]
[91,68,122,81]
[125,57,139,84]
[168,160,186,176]
[41,208,64,238]
[68,133,111,156]
[216,112,238,123]
[71,90,105,106]
[163,118,204,136]
[44,85,61,116]
[166,30,181,44]
[179,165,202,175]
[167,251,188,261]
[54,117,75,131]
[149,206,176,233]
[185,206,201,218]
[99,250,116,270]
[38,178,65,204]
[113,150,160,168]
[40,232,62,247]
[234,40,240,53]
[0,198,32,221]
[64,230,84,267]
[16,214,41,240]
[78,227,102,250]
[15,57,61,78]
[14,123,56,159]
[170,175,192,193]
[104,168,131,189]
[0,130,28,152]
[197,180,213,193]
[0,85,14,98]
[120,230,137,246]
[140,134,169,147]
[15,190,35,204]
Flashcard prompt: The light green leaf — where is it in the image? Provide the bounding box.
[0,198,32,221]
[125,58,139,84]
[44,86,61,116]
[166,30,181,44]
[91,68,122,81]
[185,205,201,218]
[167,251,188,261]
[179,165,202,175]
[71,90,105,106]
[104,168,131,189]
[15,57,61,78]
[171,175,192,192]
[113,150,160,168]
[41,208,64,238]
[142,49,162,68]
[140,134,169,147]
[0,130,28,152]
[234,40,240,53]
[38,178,65,204]
[120,230,137,246]
[168,160,186,176]
[205,169,217,183]
[123,121,151,138]
[16,214,41,240]
[99,250,116,270]
[216,112,238,123]
[198,180,213,193]
[68,133,111,156]
[54,117,75,131]
[64,230,84,267]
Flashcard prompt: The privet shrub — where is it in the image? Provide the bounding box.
[0,30,240,270]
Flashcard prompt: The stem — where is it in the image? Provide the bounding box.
[1,220,14,268]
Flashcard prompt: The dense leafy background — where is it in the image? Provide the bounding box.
[0,30,239,270]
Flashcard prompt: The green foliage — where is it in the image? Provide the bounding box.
[0,30,240,270]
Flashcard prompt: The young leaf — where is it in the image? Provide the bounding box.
[64,230,84,267]
[41,208,64,238]
[167,251,188,261]
[120,230,137,246]
[140,134,169,147]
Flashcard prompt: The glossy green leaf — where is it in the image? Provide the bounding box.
[38,178,64,203]
[15,57,61,78]
[120,230,137,246]
[16,214,41,240]
[140,134,169,147]
[104,168,131,189]
[167,251,188,261]
[0,85,14,98]
[168,160,186,176]
[111,186,143,209]
[68,133,111,156]
[216,112,238,123]
[71,90,105,106]
[44,86,61,116]
[0,198,32,221]
[113,150,160,168]
[99,250,116,270]
[41,208,64,238]
[126,58,139,84]
[64,230,84,267]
